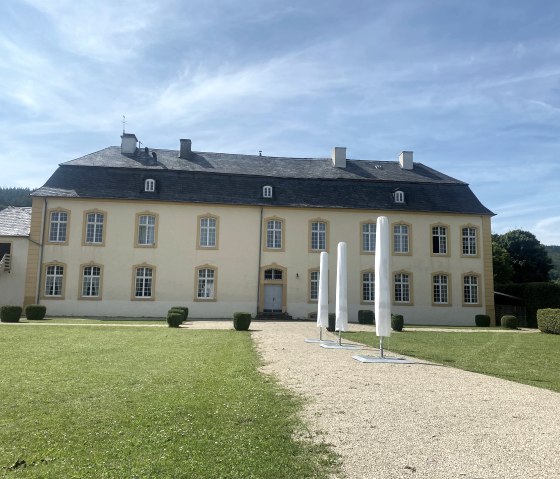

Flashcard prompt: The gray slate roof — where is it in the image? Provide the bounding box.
[0,207,32,237]
[33,146,494,215]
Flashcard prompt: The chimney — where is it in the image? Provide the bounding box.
[399,151,413,170]
[332,147,346,168]
[179,139,192,159]
[121,133,138,155]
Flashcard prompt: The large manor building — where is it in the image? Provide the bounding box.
[0,134,495,324]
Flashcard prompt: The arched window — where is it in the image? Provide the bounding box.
[144,178,156,192]
[394,190,405,203]
[262,185,273,198]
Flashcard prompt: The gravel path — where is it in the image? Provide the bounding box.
[192,320,560,478]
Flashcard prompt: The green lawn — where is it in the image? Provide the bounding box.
[21,317,167,325]
[344,330,560,393]
[0,326,337,478]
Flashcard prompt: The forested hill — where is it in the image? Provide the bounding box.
[0,187,33,210]
[545,245,560,281]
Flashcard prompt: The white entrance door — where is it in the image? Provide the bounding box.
[264,285,283,312]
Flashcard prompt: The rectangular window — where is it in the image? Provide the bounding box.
[464,275,479,304]
[49,211,68,242]
[310,270,319,301]
[362,223,376,252]
[82,266,101,297]
[433,274,449,304]
[197,268,215,299]
[267,220,282,249]
[135,267,153,298]
[362,272,375,302]
[85,213,104,244]
[138,215,156,245]
[462,227,477,255]
[311,222,327,250]
[199,217,217,247]
[432,226,448,254]
[45,265,64,296]
[393,224,409,253]
[394,273,410,303]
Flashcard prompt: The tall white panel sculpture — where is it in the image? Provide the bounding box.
[375,216,391,355]
[335,242,348,338]
[317,251,329,331]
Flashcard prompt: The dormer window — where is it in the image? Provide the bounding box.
[394,190,405,203]
[263,185,273,198]
[144,179,156,192]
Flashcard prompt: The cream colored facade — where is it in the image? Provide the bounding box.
[0,236,29,306]
[23,196,494,325]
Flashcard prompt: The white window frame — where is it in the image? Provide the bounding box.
[462,227,478,256]
[135,267,153,298]
[362,271,375,302]
[199,217,217,248]
[463,275,479,304]
[311,221,327,251]
[144,179,156,192]
[362,223,376,253]
[433,274,449,304]
[138,215,156,245]
[266,220,282,249]
[263,185,273,198]
[309,270,319,301]
[82,265,101,297]
[394,190,405,203]
[394,273,410,303]
[45,265,64,297]
[393,224,409,253]
[197,268,215,299]
[432,226,448,255]
[85,212,104,244]
[49,211,68,243]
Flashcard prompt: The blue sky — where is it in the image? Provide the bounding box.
[1,0,559,244]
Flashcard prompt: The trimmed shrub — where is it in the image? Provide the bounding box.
[167,312,184,328]
[327,313,336,332]
[537,308,560,334]
[233,312,251,331]
[25,304,47,320]
[391,314,404,332]
[1,306,22,323]
[171,306,189,319]
[501,315,518,329]
[358,310,374,325]
[475,314,491,327]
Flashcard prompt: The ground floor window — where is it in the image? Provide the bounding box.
[197,268,215,299]
[82,265,101,298]
[463,275,479,304]
[433,274,449,304]
[362,271,375,302]
[45,265,64,297]
[135,267,153,298]
[309,270,319,301]
[394,272,410,303]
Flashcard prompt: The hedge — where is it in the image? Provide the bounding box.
[233,312,251,331]
[391,314,404,332]
[537,309,560,334]
[475,314,491,327]
[501,315,518,329]
[358,310,374,325]
[1,306,22,323]
[25,304,47,320]
[496,282,560,328]
[167,307,187,328]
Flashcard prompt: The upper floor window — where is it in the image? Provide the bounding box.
[144,179,156,192]
[266,219,283,249]
[135,266,154,298]
[433,274,449,304]
[137,214,156,246]
[462,227,478,256]
[82,265,101,298]
[85,212,104,244]
[432,225,448,255]
[310,221,327,251]
[49,210,68,243]
[362,271,375,302]
[394,272,411,303]
[263,185,273,198]
[394,190,405,203]
[45,264,64,297]
[199,216,217,248]
[197,267,216,299]
[463,275,479,304]
[393,224,409,254]
[362,222,376,253]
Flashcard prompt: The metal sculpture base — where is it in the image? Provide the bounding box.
[352,355,415,364]
[320,330,360,350]
[304,326,335,343]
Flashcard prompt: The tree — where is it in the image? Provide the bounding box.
[0,187,32,210]
[493,230,553,283]
[492,239,513,284]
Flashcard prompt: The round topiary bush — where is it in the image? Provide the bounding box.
[358,310,374,325]
[171,306,189,319]
[1,306,23,323]
[501,315,518,329]
[391,314,404,332]
[233,312,251,331]
[167,312,184,328]
[475,314,491,327]
[25,304,47,320]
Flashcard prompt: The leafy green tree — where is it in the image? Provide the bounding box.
[0,187,32,210]
[492,238,514,284]
[493,230,553,283]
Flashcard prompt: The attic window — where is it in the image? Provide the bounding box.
[263,185,273,198]
[144,179,156,192]
[394,190,405,203]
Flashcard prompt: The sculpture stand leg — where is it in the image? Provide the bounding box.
[380,336,384,358]
[320,327,323,341]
